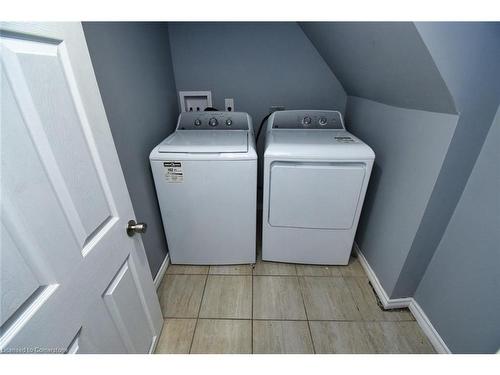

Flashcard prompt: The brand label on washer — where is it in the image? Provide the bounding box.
[334,136,355,143]
[164,161,183,183]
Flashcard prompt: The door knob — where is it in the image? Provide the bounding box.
[127,220,147,237]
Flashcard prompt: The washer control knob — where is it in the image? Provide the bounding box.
[194,119,202,126]
[225,119,233,126]
[319,117,328,126]
[302,116,312,126]
[208,117,218,127]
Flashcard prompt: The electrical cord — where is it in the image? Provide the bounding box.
[256,113,272,143]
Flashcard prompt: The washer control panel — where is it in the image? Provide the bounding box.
[177,112,250,130]
[271,110,344,130]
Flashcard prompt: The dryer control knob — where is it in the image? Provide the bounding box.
[194,119,202,126]
[302,116,312,126]
[209,117,218,127]
[319,117,328,126]
[225,119,232,126]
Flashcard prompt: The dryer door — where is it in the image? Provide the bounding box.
[268,162,366,229]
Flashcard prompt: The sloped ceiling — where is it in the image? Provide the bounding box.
[300,22,457,114]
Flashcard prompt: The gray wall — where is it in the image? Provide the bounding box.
[414,105,500,353]
[83,22,178,277]
[345,97,458,294]
[168,22,347,126]
[300,22,456,114]
[393,22,500,297]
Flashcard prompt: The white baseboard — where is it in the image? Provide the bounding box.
[354,242,451,354]
[354,243,413,309]
[148,334,159,354]
[153,253,170,290]
[408,299,451,354]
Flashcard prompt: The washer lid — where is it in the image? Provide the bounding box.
[158,130,248,153]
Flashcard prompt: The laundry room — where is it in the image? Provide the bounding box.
[78,21,500,355]
[1,2,499,368]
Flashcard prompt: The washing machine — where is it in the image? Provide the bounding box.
[262,110,375,265]
[150,111,257,265]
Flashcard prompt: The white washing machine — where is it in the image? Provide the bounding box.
[150,111,257,265]
[262,110,375,265]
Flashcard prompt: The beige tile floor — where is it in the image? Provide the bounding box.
[155,254,434,354]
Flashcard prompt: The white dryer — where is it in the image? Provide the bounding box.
[262,110,375,265]
[150,112,257,265]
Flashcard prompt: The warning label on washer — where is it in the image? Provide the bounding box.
[164,161,183,183]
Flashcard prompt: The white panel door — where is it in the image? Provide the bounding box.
[0,22,163,353]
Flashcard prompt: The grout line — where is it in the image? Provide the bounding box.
[187,324,197,354]
[167,271,366,278]
[188,273,208,354]
[253,274,301,279]
[296,276,316,354]
[168,272,253,276]
[251,264,254,354]
[162,317,197,320]
[163,316,415,323]
[252,274,299,277]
